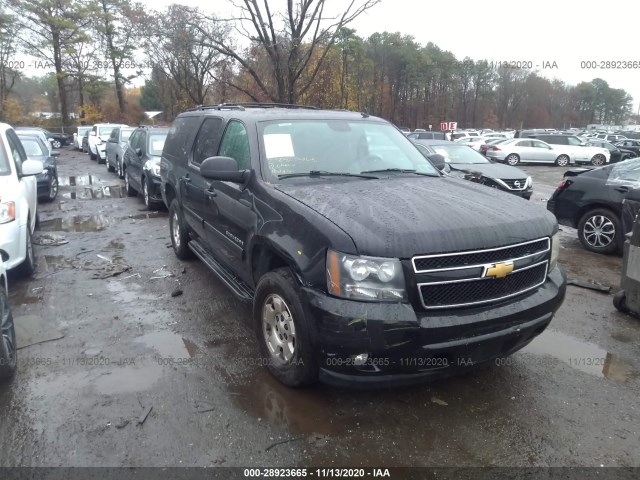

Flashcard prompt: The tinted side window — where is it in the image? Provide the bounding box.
[128,131,140,150]
[516,140,533,147]
[164,116,201,159]
[192,117,223,165]
[218,120,250,170]
[138,132,147,154]
[110,129,118,140]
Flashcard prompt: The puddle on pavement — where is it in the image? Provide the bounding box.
[93,365,164,395]
[134,331,198,359]
[58,175,104,187]
[127,211,168,220]
[107,239,125,250]
[42,255,75,271]
[62,186,126,200]
[39,215,112,232]
[228,369,339,435]
[521,329,637,382]
[9,285,41,305]
[106,281,159,303]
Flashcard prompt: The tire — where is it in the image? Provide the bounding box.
[106,158,115,172]
[117,159,124,179]
[169,199,194,260]
[90,150,97,161]
[590,154,606,166]
[254,268,318,386]
[142,177,159,210]
[613,290,628,313]
[124,169,136,196]
[51,140,61,149]
[0,288,17,381]
[577,208,620,254]
[43,174,58,202]
[555,155,570,167]
[506,154,519,166]
[15,225,36,277]
[96,154,104,165]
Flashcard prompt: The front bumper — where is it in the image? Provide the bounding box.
[303,266,566,387]
[147,175,163,202]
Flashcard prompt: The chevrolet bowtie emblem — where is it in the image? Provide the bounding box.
[485,261,514,279]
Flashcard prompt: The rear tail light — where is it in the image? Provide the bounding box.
[491,146,501,151]
[557,179,571,189]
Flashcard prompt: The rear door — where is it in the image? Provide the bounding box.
[531,140,557,162]
[512,140,537,162]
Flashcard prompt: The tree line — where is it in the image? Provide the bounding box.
[0,0,635,129]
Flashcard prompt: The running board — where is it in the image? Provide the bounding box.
[188,240,254,302]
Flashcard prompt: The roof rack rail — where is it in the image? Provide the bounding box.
[186,102,317,112]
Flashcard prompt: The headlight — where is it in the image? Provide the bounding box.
[0,202,16,224]
[549,232,560,272]
[326,250,407,301]
[525,176,533,188]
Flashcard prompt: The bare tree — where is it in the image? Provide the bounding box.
[8,0,95,125]
[144,5,229,106]
[194,0,381,104]
[0,9,20,120]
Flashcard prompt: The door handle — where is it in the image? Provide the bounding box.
[615,186,630,193]
[206,186,217,198]
[183,174,191,183]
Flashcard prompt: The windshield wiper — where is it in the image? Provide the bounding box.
[278,170,377,180]
[360,168,437,176]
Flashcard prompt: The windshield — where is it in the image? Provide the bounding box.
[77,127,91,135]
[607,158,640,187]
[430,144,490,164]
[99,127,115,136]
[19,138,45,157]
[148,134,167,156]
[259,119,438,179]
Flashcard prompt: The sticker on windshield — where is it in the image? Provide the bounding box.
[264,134,294,158]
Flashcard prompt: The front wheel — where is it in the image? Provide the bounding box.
[124,170,136,196]
[43,174,58,202]
[590,154,606,166]
[106,158,115,172]
[142,178,160,210]
[52,140,61,149]
[254,268,318,386]
[506,154,519,166]
[578,208,620,254]
[169,199,194,260]
[15,225,36,277]
[0,288,17,381]
[555,155,570,167]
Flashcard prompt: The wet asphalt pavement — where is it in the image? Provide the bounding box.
[0,150,638,468]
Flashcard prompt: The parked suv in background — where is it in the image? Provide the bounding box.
[160,104,566,387]
[0,123,43,275]
[16,133,59,202]
[106,126,135,177]
[525,133,611,166]
[407,131,446,140]
[88,123,125,163]
[123,126,169,209]
[74,126,91,150]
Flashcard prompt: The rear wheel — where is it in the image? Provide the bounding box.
[555,155,570,167]
[590,154,606,166]
[15,224,36,277]
[506,154,519,166]
[169,199,194,260]
[0,288,17,381]
[254,268,318,386]
[578,208,620,254]
[613,290,628,313]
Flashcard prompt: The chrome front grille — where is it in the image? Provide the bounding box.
[413,238,550,310]
[495,178,527,190]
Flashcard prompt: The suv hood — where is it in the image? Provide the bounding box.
[449,162,526,180]
[276,177,556,258]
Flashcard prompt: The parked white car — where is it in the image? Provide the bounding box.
[88,123,126,164]
[73,126,91,150]
[454,136,492,151]
[486,138,610,166]
[0,260,16,381]
[0,123,43,275]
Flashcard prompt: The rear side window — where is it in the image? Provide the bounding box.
[6,129,26,174]
[164,116,201,160]
[218,120,250,170]
[192,117,223,165]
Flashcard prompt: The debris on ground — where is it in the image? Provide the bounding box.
[307,433,330,448]
[171,289,183,298]
[431,396,448,406]
[567,278,611,293]
[115,419,130,429]
[151,266,175,280]
[265,436,305,452]
[137,406,153,426]
[33,233,69,246]
[92,262,131,279]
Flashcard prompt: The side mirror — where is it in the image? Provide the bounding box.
[52,150,60,157]
[200,156,249,184]
[427,153,447,172]
[22,159,44,176]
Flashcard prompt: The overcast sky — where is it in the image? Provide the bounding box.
[137,0,640,115]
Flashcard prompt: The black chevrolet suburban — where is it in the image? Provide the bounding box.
[160,104,566,387]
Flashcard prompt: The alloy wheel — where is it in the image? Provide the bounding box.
[49,175,58,200]
[0,295,16,369]
[171,211,181,249]
[262,294,296,364]
[583,215,615,248]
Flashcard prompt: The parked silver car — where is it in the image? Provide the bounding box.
[486,138,609,166]
[106,126,135,178]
